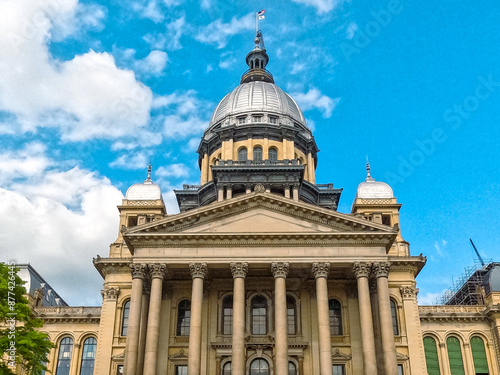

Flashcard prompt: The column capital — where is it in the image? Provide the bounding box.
[190,263,208,279]
[353,262,371,278]
[130,263,148,279]
[400,285,418,300]
[149,263,167,279]
[373,261,391,278]
[271,262,289,278]
[101,286,119,301]
[230,262,248,278]
[312,262,330,278]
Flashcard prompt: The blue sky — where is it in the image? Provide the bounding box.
[0,0,499,305]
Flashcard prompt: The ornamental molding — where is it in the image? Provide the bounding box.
[396,352,409,360]
[353,262,371,278]
[190,263,208,279]
[169,349,188,361]
[149,263,167,279]
[34,306,101,324]
[271,262,289,278]
[373,261,391,278]
[93,256,132,278]
[332,349,351,359]
[130,263,148,279]
[254,183,266,193]
[400,286,418,299]
[230,262,248,278]
[101,286,120,301]
[312,262,330,278]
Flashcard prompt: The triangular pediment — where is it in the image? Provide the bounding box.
[125,192,396,236]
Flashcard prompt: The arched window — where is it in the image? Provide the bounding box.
[288,362,297,375]
[253,146,263,161]
[249,358,269,375]
[177,299,191,336]
[268,147,278,162]
[447,336,465,375]
[121,300,130,336]
[390,299,399,335]
[329,299,343,335]
[251,296,267,335]
[286,296,296,335]
[423,336,440,375]
[470,336,489,374]
[222,362,231,375]
[55,337,73,375]
[80,337,97,375]
[222,295,233,335]
[238,147,248,161]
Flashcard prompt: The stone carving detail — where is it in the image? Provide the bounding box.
[312,262,330,278]
[149,263,167,279]
[101,286,120,300]
[189,263,208,279]
[353,262,371,278]
[254,183,266,193]
[400,286,418,299]
[373,262,391,278]
[271,262,289,278]
[230,262,248,278]
[130,263,148,279]
[332,348,352,359]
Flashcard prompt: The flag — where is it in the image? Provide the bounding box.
[258,9,266,19]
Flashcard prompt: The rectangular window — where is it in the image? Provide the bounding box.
[398,364,404,375]
[175,365,188,375]
[238,117,246,124]
[333,364,345,375]
[252,115,263,123]
[269,116,277,124]
[116,365,123,375]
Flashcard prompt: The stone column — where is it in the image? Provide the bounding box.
[230,262,248,375]
[143,264,166,375]
[292,184,299,201]
[124,264,147,375]
[284,186,291,198]
[218,186,224,202]
[312,262,333,375]
[136,283,151,375]
[272,262,289,375]
[188,263,208,375]
[439,342,450,375]
[353,262,377,375]
[226,185,233,199]
[370,281,384,374]
[95,286,120,375]
[373,262,397,375]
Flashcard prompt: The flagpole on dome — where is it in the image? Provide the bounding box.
[256,9,266,35]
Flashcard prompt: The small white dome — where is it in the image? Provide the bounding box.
[125,181,162,200]
[356,163,394,199]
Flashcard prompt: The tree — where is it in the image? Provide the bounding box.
[0,263,54,375]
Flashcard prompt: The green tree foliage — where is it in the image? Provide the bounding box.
[0,263,55,375]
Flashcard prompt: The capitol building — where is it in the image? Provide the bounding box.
[29,32,500,375]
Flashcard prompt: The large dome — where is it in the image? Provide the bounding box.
[209,81,306,128]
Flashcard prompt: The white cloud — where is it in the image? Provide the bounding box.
[195,13,254,49]
[346,22,358,40]
[417,292,442,305]
[156,163,190,178]
[0,143,53,185]
[0,0,152,141]
[109,153,150,170]
[291,88,340,118]
[143,16,187,51]
[291,0,340,14]
[137,50,169,76]
[132,0,164,23]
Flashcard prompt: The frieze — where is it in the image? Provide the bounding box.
[312,262,330,278]
[34,306,101,324]
[373,262,391,278]
[190,263,208,279]
[271,262,289,278]
[230,262,248,278]
[353,262,371,278]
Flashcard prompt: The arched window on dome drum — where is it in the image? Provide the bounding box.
[121,300,130,336]
[177,299,191,336]
[390,299,399,335]
[329,299,343,335]
[249,358,269,375]
[446,336,465,375]
[55,337,73,375]
[288,362,297,375]
[423,336,441,375]
[251,296,267,335]
[222,295,233,335]
[268,147,278,162]
[222,362,231,375]
[286,296,296,335]
[238,147,248,161]
[471,336,489,374]
[253,146,263,161]
[80,337,97,375]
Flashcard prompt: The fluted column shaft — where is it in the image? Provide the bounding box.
[231,263,248,375]
[124,264,147,375]
[143,264,166,375]
[312,262,333,375]
[188,263,208,375]
[374,262,398,375]
[272,262,289,375]
[353,262,377,375]
[136,284,150,375]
